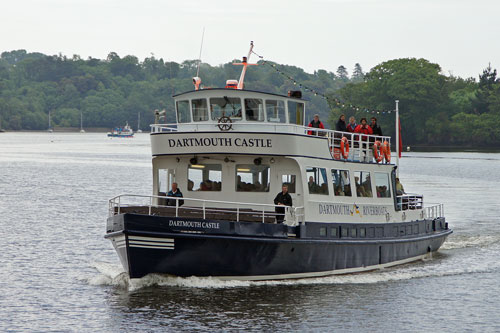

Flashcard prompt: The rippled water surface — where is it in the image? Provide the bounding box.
[1,132,499,332]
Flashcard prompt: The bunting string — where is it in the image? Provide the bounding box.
[251,50,394,115]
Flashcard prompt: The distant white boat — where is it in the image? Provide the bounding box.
[107,122,134,138]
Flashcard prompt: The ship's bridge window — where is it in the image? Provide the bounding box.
[176,100,191,123]
[332,169,352,196]
[244,98,264,121]
[210,97,242,121]
[266,100,286,123]
[192,98,208,121]
[306,167,329,195]
[287,101,304,125]
[236,164,270,192]
[188,164,222,191]
[281,174,296,193]
[354,171,372,197]
[375,172,391,198]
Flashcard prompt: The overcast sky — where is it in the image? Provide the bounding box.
[2,0,498,79]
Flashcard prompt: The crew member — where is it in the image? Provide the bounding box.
[274,185,293,223]
[167,182,184,206]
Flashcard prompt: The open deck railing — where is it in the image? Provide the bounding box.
[396,194,423,211]
[109,194,304,226]
[150,123,392,163]
[424,203,444,219]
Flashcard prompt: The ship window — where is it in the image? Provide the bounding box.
[306,167,329,195]
[192,98,208,121]
[236,164,270,192]
[354,171,372,197]
[374,172,391,198]
[319,227,327,237]
[287,101,304,125]
[341,227,348,238]
[360,227,366,238]
[368,227,375,237]
[330,227,338,237]
[176,100,191,123]
[266,100,286,123]
[210,97,242,121]
[281,174,296,193]
[351,228,357,237]
[413,224,419,234]
[393,226,398,236]
[244,98,264,121]
[331,169,352,197]
[188,164,222,191]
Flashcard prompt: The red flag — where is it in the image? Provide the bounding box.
[398,118,403,158]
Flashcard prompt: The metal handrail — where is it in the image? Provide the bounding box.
[424,203,444,219]
[109,194,298,225]
[396,193,424,211]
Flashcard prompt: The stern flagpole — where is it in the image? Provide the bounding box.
[395,100,400,177]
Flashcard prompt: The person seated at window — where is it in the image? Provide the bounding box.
[188,179,194,191]
[166,182,184,206]
[308,176,320,194]
[274,185,293,223]
[396,178,406,195]
[320,183,329,194]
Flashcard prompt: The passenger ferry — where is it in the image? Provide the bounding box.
[107,122,134,138]
[105,44,452,280]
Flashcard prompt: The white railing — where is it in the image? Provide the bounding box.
[424,203,444,219]
[396,194,423,211]
[109,194,304,226]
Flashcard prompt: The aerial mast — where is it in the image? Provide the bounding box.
[233,41,258,90]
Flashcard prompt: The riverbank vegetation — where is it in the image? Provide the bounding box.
[0,50,498,146]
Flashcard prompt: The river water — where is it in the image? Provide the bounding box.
[1,132,499,332]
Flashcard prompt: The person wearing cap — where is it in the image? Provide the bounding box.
[307,114,325,136]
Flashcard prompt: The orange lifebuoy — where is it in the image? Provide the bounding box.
[340,137,349,159]
[383,140,391,162]
[373,140,383,163]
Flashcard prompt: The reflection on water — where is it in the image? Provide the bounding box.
[1,132,500,331]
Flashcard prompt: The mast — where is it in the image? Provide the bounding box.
[234,41,258,90]
[395,100,400,177]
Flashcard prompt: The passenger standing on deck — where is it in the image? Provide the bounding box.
[166,182,184,206]
[335,114,347,132]
[346,116,357,132]
[307,114,325,136]
[274,185,293,223]
[354,118,373,136]
[370,117,383,136]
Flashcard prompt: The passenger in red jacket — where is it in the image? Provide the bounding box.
[307,114,325,135]
[354,118,373,135]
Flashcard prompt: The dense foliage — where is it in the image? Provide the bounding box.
[1,50,498,146]
[328,59,500,146]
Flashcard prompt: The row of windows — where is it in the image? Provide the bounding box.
[159,164,391,199]
[307,167,391,199]
[318,224,424,238]
[176,98,304,124]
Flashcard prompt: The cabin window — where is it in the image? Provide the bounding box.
[351,228,357,237]
[374,172,391,198]
[281,174,296,193]
[330,227,338,237]
[157,168,174,195]
[354,171,372,197]
[188,164,222,191]
[306,167,329,195]
[210,97,242,121]
[266,100,286,123]
[331,169,352,196]
[244,98,264,121]
[341,227,348,238]
[192,98,209,121]
[319,227,327,237]
[176,100,191,123]
[287,101,304,125]
[236,165,270,192]
[360,227,366,238]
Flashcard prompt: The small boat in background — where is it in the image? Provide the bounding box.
[107,122,134,138]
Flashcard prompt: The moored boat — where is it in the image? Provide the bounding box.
[107,122,134,138]
[105,43,451,280]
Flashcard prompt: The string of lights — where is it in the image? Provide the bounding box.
[251,50,395,115]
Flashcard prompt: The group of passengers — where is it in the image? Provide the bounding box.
[237,176,268,192]
[336,114,383,136]
[308,176,329,195]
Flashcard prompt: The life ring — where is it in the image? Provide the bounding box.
[340,137,349,159]
[383,140,391,162]
[373,140,383,163]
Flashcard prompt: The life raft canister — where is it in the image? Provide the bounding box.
[340,137,350,160]
[383,140,391,162]
[373,140,383,163]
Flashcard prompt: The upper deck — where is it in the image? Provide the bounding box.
[151,88,393,164]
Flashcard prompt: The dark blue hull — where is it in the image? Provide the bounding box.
[105,214,452,280]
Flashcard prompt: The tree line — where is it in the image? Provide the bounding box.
[0,49,498,146]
